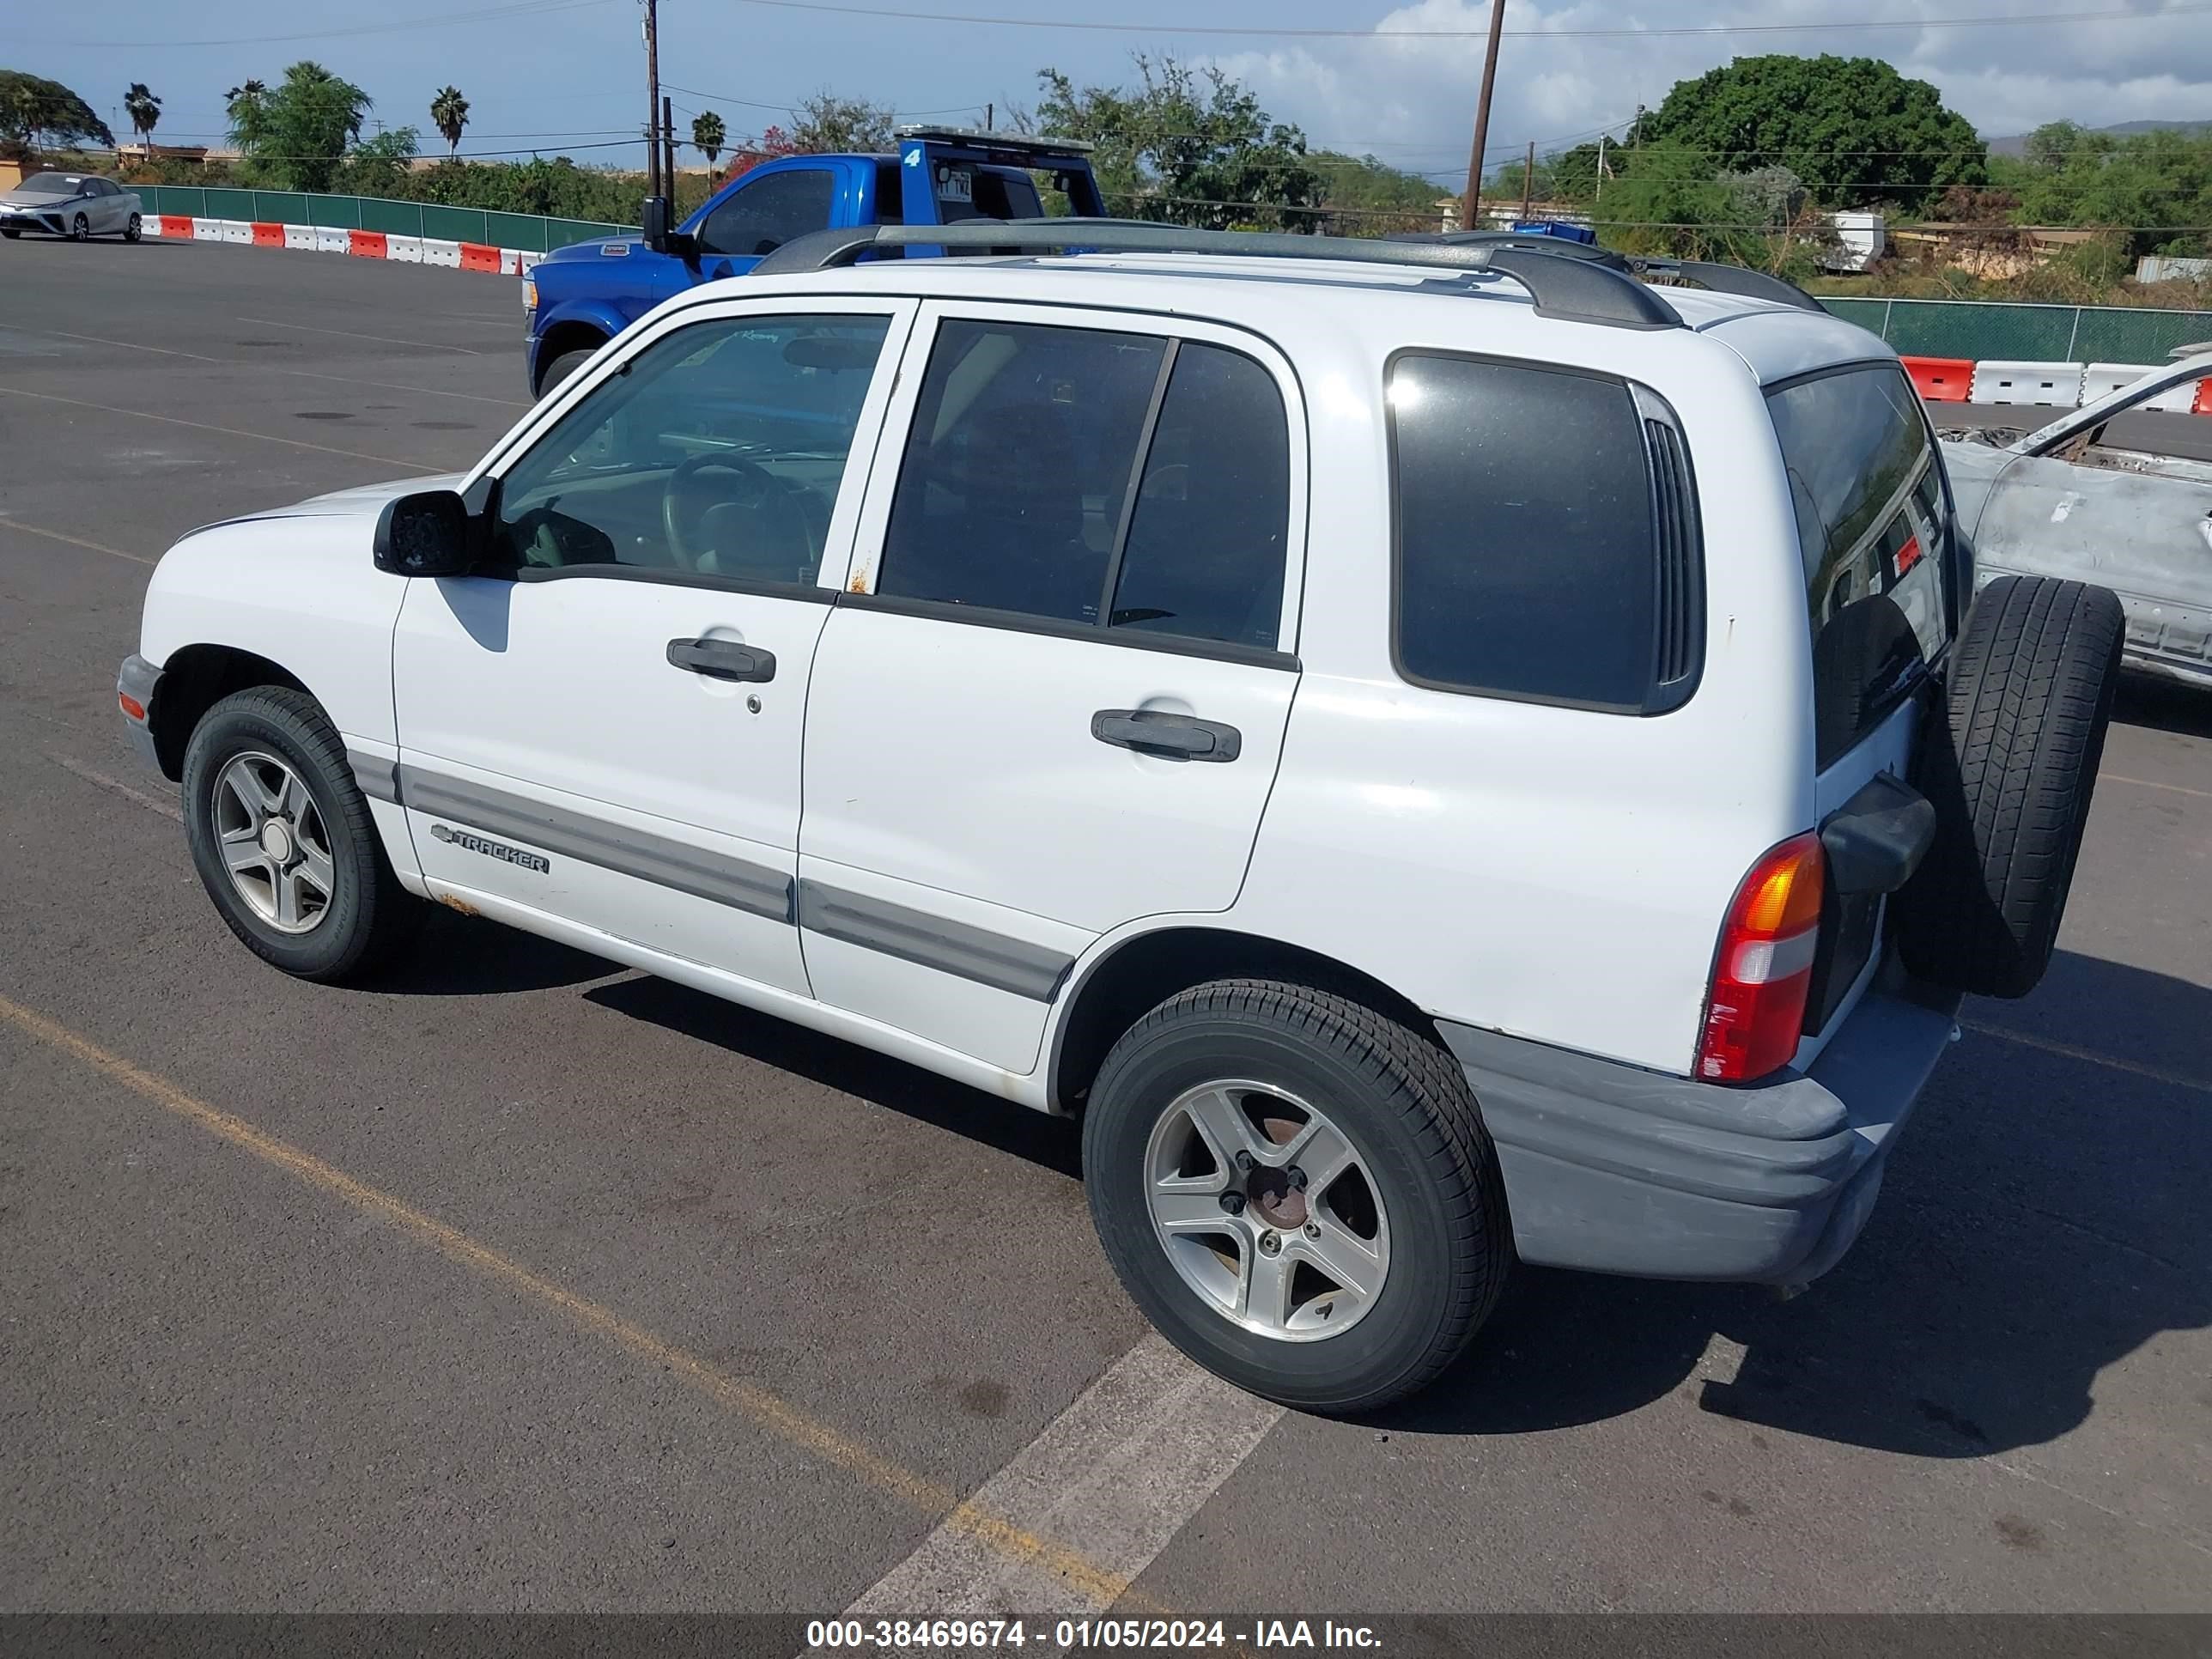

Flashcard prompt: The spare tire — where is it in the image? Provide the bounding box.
[1896,574,2124,998]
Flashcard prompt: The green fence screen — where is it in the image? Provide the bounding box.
[113,187,2212,349]
[132,185,627,254]
[1815,295,2210,366]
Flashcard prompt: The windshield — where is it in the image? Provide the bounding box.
[15,173,88,197]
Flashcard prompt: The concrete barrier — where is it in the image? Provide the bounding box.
[1901,356,1974,403]
[1969,361,2085,407]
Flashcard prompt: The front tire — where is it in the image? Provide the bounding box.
[182,687,419,983]
[125,213,143,243]
[70,213,90,241]
[536,345,598,399]
[1083,980,1511,1413]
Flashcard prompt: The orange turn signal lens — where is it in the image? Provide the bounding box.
[118,691,147,722]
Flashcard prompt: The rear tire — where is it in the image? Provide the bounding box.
[536,345,599,398]
[1083,979,1511,1413]
[181,687,421,983]
[1896,574,2124,998]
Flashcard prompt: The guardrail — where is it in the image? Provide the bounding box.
[130,185,628,256]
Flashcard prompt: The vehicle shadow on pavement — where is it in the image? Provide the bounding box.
[2114,673,2212,741]
[581,972,1085,1180]
[369,905,617,996]
[1376,948,2211,1458]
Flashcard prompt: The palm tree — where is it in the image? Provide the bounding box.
[690,109,726,172]
[224,80,266,120]
[123,82,161,152]
[429,86,469,159]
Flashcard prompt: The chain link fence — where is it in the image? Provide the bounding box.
[119,185,2212,360]
[1819,296,2210,364]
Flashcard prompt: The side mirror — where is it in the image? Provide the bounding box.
[641,194,672,253]
[373,489,476,577]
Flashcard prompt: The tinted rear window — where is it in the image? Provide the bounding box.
[1390,354,1692,713]
[1765,366,1950,766]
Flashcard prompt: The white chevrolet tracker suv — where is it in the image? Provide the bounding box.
[118,223,2124,1411]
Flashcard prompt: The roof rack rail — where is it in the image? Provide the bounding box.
[1388,229,1633,272]
[1636,258,1825,313]
[753,219,1684,331]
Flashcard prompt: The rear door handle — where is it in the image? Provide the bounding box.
[1091,708,1242,763]
[667,637,776,683]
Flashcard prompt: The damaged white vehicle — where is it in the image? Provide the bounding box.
[1942,353,2212,690]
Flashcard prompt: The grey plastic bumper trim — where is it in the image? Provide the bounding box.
[1442,980,1960,1285]
[396,763,794,924]
[349,750,400,805]
[118,655,163,771]
[799,878,1073,1002]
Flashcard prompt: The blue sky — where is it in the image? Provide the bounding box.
[19,0,2212,182]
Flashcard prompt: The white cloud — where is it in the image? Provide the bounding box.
[1211,0,2212,180]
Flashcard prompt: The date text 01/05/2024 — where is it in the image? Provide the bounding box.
[803,1620,1383,1650]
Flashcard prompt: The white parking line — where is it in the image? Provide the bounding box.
[844,1334,1282,1620]
[235,316,486,356]
[47,754,183,822]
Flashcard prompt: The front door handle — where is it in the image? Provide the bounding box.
[1091,708,1242,763]
[667,637,776,683]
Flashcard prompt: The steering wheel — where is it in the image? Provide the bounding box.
[662,453,783,572]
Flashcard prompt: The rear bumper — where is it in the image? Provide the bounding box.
[1442,974,1962,1287]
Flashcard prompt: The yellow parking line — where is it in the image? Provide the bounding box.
[0,517,155,565]
[0,385,423,470]
[1960,1019,2211,1097]
[0,991,1132,1607]
[2106,774,2212,804]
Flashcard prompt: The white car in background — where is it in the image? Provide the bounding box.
[0,171,143,242]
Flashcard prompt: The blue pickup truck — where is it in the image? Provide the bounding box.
[523,126,1105,396]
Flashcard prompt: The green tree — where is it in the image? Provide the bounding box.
[123,82,162,149]
[1034,54,1323,230]
[429,86,469,158]
[227,62,370,191]
[0,71,113,158]
[1309,149,1441,232]
[691,109,726,170]
[338,127,419,192]
[1642,54,1985,210]
[1991,122,2212,256]
[787,91,893,153]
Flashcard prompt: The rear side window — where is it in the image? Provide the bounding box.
[697,168,835,258]
[1765,365,1951,767]
[878,320,1291,652]
[1389,354,1698,713]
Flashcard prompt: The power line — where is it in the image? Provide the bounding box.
[660,81,980,118]
[23,0,619,48]
[703,0,2212,39]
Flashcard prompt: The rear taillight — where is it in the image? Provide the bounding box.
[1697,832,1825,1083]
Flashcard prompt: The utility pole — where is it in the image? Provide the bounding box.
[662,94,677,198]
[1458,0,1507,233]
[642,0,662,198]
[1595,132,1607,204]
[1520,140,1534,220]
[985,102,994,131]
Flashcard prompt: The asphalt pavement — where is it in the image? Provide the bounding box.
[3,234,2209,1631]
